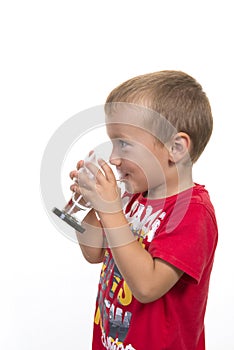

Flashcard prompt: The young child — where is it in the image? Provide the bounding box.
[70,71,218,350]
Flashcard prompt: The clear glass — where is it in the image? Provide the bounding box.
[52,150,122,233]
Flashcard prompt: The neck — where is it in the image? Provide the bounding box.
[146,165,194,199]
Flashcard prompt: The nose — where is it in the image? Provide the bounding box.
[109,148,121,167]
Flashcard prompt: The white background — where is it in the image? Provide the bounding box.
[0,0,233,349]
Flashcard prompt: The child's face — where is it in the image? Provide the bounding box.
[106,122,170,197]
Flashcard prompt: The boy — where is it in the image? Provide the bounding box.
[70,71,218,350]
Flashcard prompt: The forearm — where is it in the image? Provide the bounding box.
[69,164,105,263]
[76,209,105,264]
[99,211,182,303]
[98,211,152,299]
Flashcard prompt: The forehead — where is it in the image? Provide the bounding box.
[106,122,151,141]
[105,102,176,144]
[105,104,154,141]
[105,103,149,127]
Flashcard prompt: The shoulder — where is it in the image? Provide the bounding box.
[189,183,217,223]
[163,184,218,235]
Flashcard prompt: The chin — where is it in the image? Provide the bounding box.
[124,181,146,195]
[124,181,135,194]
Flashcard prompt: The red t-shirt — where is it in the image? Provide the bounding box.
[92,184,218,350]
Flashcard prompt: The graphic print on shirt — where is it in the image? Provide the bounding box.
[95,251,135,349]
[94,197,166,349]
[125,199,166,244]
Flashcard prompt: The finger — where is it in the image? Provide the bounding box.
[88,150,94,157]
[76,160,84,170]
[84,161,102,180]
[78,168,94,190]
[70,170,78,181]
[70,183,80,193]
[98,158,116,183]
[70,159,85,180]
[70,183,82,202]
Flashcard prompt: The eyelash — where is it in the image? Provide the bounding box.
[119,140,129,148]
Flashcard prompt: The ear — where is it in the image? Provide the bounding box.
[168,132,191,164]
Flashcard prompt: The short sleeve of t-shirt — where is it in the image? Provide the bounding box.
[148,202,218,284]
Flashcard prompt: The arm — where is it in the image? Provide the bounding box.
[69,163,105,264]
[80,161,183,303]
[77,209,105,264]
[99,211,183,303]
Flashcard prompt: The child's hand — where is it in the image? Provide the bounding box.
[78,159,122,215]
[69,160,84,198]
[68,160,90,211]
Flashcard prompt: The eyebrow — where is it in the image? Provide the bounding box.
[108,133,133,142]
[106,128,130,139]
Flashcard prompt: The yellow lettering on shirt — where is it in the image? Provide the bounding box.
[94,306,101,325]
[110,276,121,294]
[118,281,132,306]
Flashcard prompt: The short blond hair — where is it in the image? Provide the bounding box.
[105,71,213,163]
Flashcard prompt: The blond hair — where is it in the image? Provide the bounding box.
[105,71,213,163]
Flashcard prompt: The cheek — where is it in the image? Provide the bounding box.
[137,154,163,173]
[129,163,150,189]
[122,148,166,184]
[139,158,166,187]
